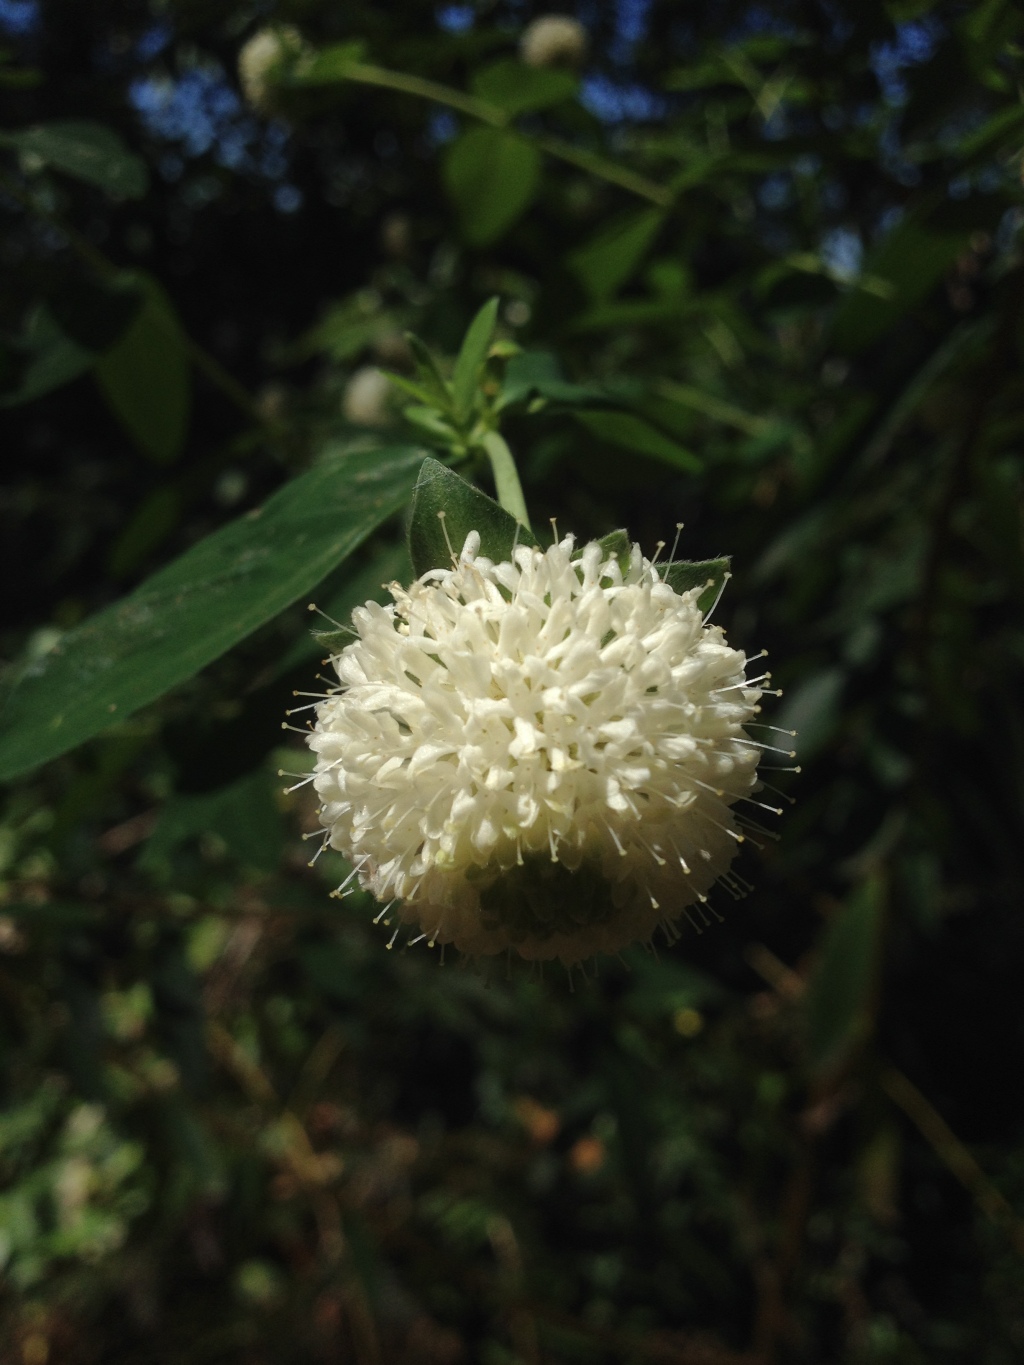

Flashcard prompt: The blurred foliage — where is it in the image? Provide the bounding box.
[1,0,1024,1361]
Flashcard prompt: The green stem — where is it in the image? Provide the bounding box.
[481,431,531,531]
[330,64,672,207]
[342,62,508,126]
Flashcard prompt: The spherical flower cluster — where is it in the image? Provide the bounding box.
[519,15,589,69]
[307,533,770,965]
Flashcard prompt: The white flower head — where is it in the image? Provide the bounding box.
[306,532,776,966]
[519,15,589,69]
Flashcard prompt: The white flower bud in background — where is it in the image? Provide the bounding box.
[341,366,393,426]
[237,25,305,112]
[304,533,782,967]
[520,14,589,69]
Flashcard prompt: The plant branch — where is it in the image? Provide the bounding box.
[329,63,672,206]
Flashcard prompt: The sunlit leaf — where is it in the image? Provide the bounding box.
[0,444,425,781]
[408,458,537,577]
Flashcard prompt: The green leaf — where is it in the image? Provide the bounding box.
[499,350,608,408]
[775,668,844,761]
[141,768,283,874]
[0,306,94,408]
[661,559,730,614]
[574,409,700,472]
[568,208,665,305]
[444,127,541,247]
[405,334,454,413]
[408,458,538,577]
[0,444,425,781]
[0,120,148,198]
[830,221,968,354]
[804,875,886,1075]
[94,274,191,464]
[287,40,368,84]
[277,542,413,677]
[451,297,500,425]
[470,59,578,115]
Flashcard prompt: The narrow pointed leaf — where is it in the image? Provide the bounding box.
[574,409,700,472]
[451,297,499,425]
[805,875,886,1075]
[0,444,425,781]
[405,334,454,413]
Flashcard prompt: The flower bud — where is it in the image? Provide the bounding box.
[519,15,589,69]
[342,367,393,426]
[237,25,305,113]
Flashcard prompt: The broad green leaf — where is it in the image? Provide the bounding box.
[94,274,191,464]
[470,59,578,115]
[0,120,148,198]
[444,127,541,247]
[661,559,731,614]
[0,444,425,781]
[408,458,537,577]
[574,409,700,472]
[451,297,499,425]
[804,875,886,1075]
[0,307,94,408]
[568,208,665,305]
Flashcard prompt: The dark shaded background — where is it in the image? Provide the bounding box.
[1,1,1023,1361]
